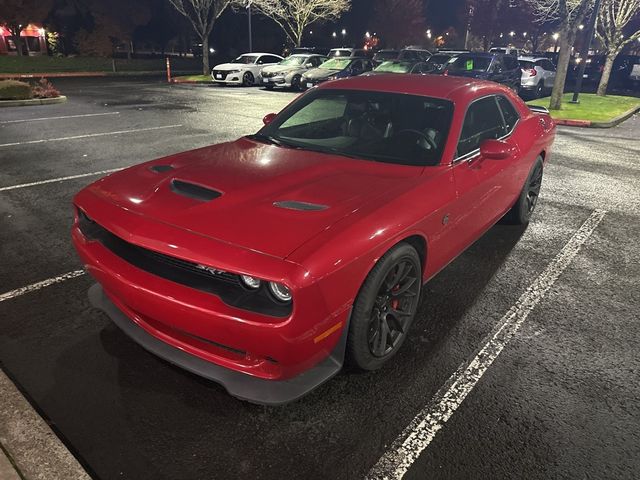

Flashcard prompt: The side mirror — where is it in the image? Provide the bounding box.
[305,63,314,68]
[480,139,515,160]
[262,113,277,126]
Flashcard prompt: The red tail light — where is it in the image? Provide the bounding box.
[443,69,449,76]
[522,68,537,76]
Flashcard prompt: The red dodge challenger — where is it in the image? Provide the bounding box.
[72,75,555,405]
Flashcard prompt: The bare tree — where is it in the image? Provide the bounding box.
[168,0,235,74]
[248,0,351,47]
[0,0,54,56]
[526,0,594,109]
[596,0,640,94]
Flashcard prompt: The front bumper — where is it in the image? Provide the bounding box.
[211,71,243,84]
[262,76,291,88]
[71,193,351,404]
[89,283,348,405]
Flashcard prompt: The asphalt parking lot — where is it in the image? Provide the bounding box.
[1,77,639,480]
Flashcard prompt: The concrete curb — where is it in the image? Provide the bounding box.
[171,79,212,85]
[0,370,91,480]
[0,96,67,108]
[0,71,198,79]
[554,104,640,128]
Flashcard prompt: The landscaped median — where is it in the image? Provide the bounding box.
[528,94,640,128]
[0,79,66,107]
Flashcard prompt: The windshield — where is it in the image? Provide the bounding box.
[329,49,352,57]
[233,55,259,64]
[257,89,454,167]
[375,61,413,73]
[280,56,307,66]
[319,58,352,70]
[375,51,399,61]
[448,55,492,72]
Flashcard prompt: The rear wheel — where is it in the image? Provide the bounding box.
[242,71,254,87]
[505,157,544,225]
[346,243,422,371]
[535,82,544,98]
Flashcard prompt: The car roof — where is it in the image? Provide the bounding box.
[519,56,547,62]
[239,52,281,56]
[318,74,505,101]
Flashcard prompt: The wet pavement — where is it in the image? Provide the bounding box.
[0,77,638,479]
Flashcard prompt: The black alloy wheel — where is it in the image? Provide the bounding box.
[535,82,544,98]
[346,243,422,371]
[291,74,302,91]
[526,160,543,214]
[505,156,544,225]
[242,71,254,87]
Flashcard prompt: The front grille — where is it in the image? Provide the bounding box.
[212,70,228,80]
[77,210,292,318]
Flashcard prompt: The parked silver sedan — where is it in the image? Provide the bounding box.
[261,54,327,91]
[518,56,557,98]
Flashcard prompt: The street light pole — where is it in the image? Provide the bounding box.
[571,0,602,103]
[247,0,253,53]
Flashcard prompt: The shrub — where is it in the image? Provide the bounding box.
[0,80,33,100]
[31,78,61,98]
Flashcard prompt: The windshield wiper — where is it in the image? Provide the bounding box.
[247,133,302,149]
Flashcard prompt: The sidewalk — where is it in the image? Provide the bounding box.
[0,370,90,480]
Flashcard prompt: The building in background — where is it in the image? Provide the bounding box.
[0,24,47,55]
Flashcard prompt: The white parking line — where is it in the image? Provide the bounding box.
[367,209,607,480]
[0,270,85,303]
[0,111,120,124]
[0,124,182,148]
[0,168,123,192]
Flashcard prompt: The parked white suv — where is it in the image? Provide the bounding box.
[211,53,283,86]
[518,56,557,98]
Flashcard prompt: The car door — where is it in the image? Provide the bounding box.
[450,95,521,245]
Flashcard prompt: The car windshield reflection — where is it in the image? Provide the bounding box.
[259,89,454,166]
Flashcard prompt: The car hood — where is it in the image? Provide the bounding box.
[213,63,254,71]
[84,138,421,259]
[262,65,301,75]
[304,68,341,80]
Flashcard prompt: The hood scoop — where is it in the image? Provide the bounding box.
[273,200,328,211]
[149,165,174,173]
[170,179,222,202]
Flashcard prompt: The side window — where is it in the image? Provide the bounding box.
[505,56,518,70]
[351,60,363,73]
[457,96,505,157]
[544,60,556,71]
[496,95,520,133]
[313,57,324,67]
[266,55,281,64]
[491,58,503,73]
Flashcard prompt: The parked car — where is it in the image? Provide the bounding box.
[328,48,371,58]
[373,49,400,66]
[398,47,431,61]
[211,53,283,86]
[365,59,430,75]
[518,56,557,98]
[302,57,374,88]
[629,57,640,89]
[261,54,328,91]
[73,74,555,405]
[443,52,522,91]
[424,52,460,73]
[576,54,639,89]
[490,46,521,56]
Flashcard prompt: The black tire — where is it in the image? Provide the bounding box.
[264,84,274,90]
[242,71,254,87]
[535,82,544,98]
[291,74,303,91]
[346,243,422,371]
[505,157,544,225]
